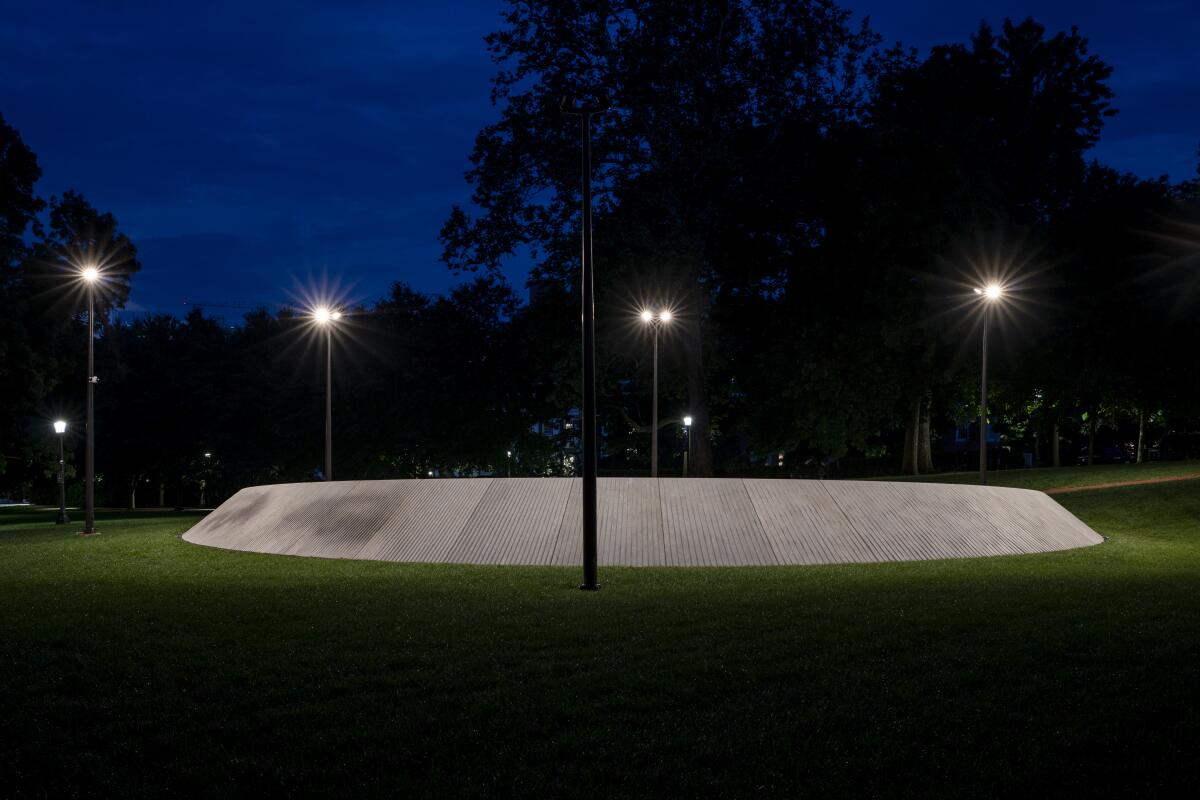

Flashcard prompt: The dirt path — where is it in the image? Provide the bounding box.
[1045,473,1200,495]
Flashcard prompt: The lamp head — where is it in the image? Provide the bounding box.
[641,307,674,325]
[81,266,99,283]
[313,306,333,324]
[683,415,693,427]
[53,420,67,434]
[984,284,1002,300]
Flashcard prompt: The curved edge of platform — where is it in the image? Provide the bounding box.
[183,478,1103,567]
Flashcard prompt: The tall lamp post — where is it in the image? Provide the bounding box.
[639,308,672,477]
[974,283,1003,485]
[563,95,607,592]
[81,266,99,534]
[53,420,69,525]
[682,415,693,477]
[312,306,341,481]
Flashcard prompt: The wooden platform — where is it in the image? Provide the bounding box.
[182,478,1103,566]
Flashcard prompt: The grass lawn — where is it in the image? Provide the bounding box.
[880,458,1200,491]
[2,479,1198,797]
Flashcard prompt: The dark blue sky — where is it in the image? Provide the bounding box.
[2,1,1196,315]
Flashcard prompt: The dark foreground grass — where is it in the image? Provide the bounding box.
[2,485,1198,798]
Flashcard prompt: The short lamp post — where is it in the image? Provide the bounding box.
[200,452,212,506]
[53,420,69,525]
[682,415,693,477]
[312,307,342,481]
[506,450,513,477]
[973,283,1004,485]
[639,307,672,477]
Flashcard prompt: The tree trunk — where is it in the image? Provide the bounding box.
[129,479,137,510]
[901,395,921,475]
[1087,414,1097,466]
[918,392,934,473]
[1136,408,1145,464]
[1052,421,1061,468]
[683,316,714,477]
[158,480,165,507]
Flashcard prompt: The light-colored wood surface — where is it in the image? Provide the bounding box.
[184,478,1103,567]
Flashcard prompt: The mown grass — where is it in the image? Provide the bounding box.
[1,482,1198,797]
[880,458,1200,490]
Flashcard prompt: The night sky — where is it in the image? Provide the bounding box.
[2,1,1196,315]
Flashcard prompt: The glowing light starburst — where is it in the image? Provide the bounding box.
[638,306,675,325]
[286,271,357,328]
[928,230,1053,370]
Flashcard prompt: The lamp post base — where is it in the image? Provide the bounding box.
[578,583,601,591]
[77,530,100,537]
[55,513,70,525]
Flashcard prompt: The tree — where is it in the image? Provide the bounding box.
[0,119,140,497]
[0,112,43,273]
[0,113,46,490]
[850,18,1118,473]
[30,189,141,316]
[441,0,879,475]
[1037,165,1175,465]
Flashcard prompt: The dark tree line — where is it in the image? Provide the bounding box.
[3,3,1200,506]
[442,4,1200,476]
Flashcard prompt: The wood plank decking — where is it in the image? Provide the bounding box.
[184,478,1103,567]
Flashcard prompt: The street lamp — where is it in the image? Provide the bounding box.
[80,265,99,534]
[53,421,69,525]
[312,306,341,481]
[973,283,1004,485]
[506,449,513,477]
[682,415,693,477]
[639,307,673,477]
